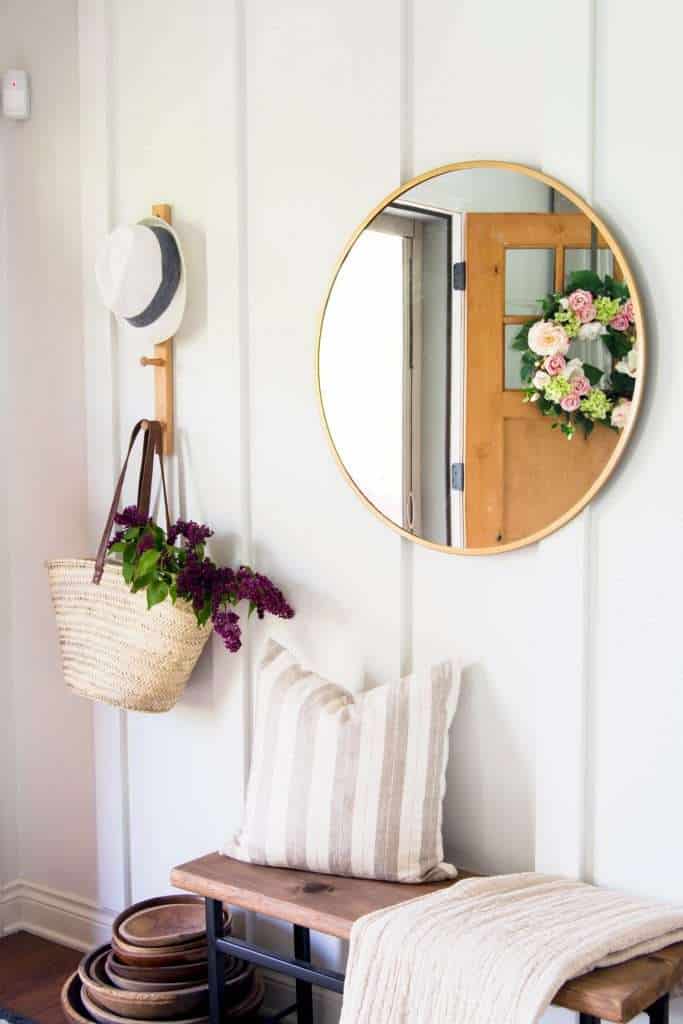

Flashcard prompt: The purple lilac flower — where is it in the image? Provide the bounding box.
[176,554,217,612]
[211,566,237,614]
[167,519,213,548]
[137,533,155,555]
[114,504,150,529]
[212,609,242,652]
[235,566,295,620]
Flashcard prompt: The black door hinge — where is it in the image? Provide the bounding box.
[452,261,466,291]
[451,463,464,491]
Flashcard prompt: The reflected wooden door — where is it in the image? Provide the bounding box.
[464,213,619,548]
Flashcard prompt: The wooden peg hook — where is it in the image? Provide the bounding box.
[140,202,175,454]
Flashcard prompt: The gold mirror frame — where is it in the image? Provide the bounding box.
[315,160,645,555]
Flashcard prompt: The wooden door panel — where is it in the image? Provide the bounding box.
[465,213,618,548]
[502,419,617,541]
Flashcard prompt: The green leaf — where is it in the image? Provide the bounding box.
[169,583,177,604]
[566,269,603,294]
[248,601,256,619]
[124,527,141,542]
[603,274,629,300]
[122,561,134,585]
[147,580,169,610]
[123,542,137,565]
[109,542,126,554]
[151,525,165,549]
[583,363,604,386]
[603,331,632,360]
[581,417,595,439]
[610,370,635,398]
[131,572,155,593]
[511,337,530,352]
[196,599,212,627]
[135,548,161,579]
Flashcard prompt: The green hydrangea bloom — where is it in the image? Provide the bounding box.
[595,296,620,324]
[544,376,571,402]
[580,388,612,421]
[554,309,581,338]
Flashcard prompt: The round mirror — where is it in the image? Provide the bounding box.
[317,161,644,554]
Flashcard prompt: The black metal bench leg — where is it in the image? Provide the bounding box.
[205,898,226,1024]
[648,994,670,1023]
[579,1016,600,1024]
[293,925,314,1023]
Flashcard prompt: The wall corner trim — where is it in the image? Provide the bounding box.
[0,878,116,952]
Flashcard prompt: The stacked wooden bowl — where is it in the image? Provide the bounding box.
[61,896,263,1024]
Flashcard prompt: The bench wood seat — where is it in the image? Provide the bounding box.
[171,852,683,1023]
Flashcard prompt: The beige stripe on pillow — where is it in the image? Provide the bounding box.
[224,639,461,883]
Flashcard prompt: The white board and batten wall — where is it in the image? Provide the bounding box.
[1,2,682,1021]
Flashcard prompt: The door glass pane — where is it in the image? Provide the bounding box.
[564,247,614,283]
[504,324,527,390]
[505,248,555,315]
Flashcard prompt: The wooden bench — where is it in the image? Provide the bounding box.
[171,853,683,1024]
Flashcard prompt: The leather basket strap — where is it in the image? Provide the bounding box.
[93,420,171,585]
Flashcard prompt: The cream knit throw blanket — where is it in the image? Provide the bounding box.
[340,873,683,1024]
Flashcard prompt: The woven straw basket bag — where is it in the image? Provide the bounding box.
[48,420,211,712]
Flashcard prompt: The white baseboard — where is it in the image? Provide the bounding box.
[0,878,116,951]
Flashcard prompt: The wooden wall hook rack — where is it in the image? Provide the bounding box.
[140,202,175,454]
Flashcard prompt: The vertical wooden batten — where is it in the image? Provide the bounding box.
[78,0,132,912]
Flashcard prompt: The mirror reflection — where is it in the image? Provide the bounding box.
[318,164,641,551]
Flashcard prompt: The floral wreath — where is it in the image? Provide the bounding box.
[512,269,638,439]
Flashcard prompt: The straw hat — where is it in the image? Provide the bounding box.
[95,216,186,343]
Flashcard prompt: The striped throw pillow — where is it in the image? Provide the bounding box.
[224,639,461,883]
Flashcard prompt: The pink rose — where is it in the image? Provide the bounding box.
[568,289,594,316]
[560,393,581,413]
[543,353,566,376]
[571,375,591,397]
[610,312,630,332]
[623,299,635,324]
[527,320,570,357]
[577,302,597,324]
[611,398,631,430]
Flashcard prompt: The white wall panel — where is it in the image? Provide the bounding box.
[105,0,249,903]
[245,0,403,971]
[590,0,683,907]
[410,0,555,876]
[245,0,404,699]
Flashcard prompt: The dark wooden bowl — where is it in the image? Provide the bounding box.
[104,953,204,992]
[80,947,208,1021]
[106,953,210,984]
[61,972,95,1024]
[80,987,211,1024]
[225,973,264,1019]
[111,934,208,968]
[114,896,228,949]
[104,952,243,994]
[63,964,261,1024]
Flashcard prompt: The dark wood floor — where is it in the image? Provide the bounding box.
[0,932,81,1024]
